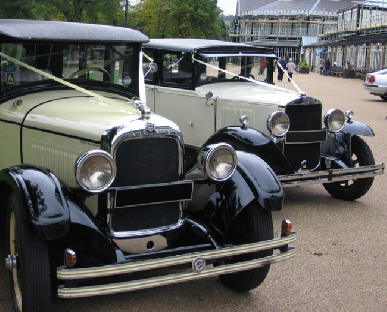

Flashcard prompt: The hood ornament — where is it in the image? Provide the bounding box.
[132,100,151,119]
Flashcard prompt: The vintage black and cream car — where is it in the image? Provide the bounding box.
[0,20,296,310]
[143,39,384,201]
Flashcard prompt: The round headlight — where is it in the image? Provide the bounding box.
[324,109,345,132]
[267,111,290,137]
[75,150,116,192]
[198,143,238,181]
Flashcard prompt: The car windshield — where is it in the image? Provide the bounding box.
[196,55,271,86]
[1,42,138,94]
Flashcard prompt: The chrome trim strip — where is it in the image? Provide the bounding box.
[108,218,185,239]
[57,234,296,280]
[57,248,295,298]
[279,163,385,187]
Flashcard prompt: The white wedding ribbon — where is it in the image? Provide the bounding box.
[0,51,137,110]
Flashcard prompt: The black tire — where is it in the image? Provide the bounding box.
[218,202,273,292]
[380,95,387,101]
[323,135,375,201]
[6,193,51,312]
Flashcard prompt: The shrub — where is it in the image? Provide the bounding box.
[343,64,356,78]
[299,59,309,74]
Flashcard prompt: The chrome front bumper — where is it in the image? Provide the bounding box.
[279,163,385,187]
[57,233,296,298]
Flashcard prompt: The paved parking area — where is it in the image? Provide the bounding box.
[0,72,386,311]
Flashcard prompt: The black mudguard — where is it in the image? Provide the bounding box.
[322,120,374,159]
[203,126,294,175]
[0,165,117,263]
[341,120,375,137]
[0,165,70,240]
[187,151,283,234]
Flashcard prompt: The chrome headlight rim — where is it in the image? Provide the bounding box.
[75,150,117,193]
[198,143,238,182]
[324,108,345,132]
[267,111,290,137]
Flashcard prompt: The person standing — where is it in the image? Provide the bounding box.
[277,57,286,81]
[286,58,297,82]
[325,58,331,76]
[259,57,266,75]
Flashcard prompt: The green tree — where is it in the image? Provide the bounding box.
[131,0,226,39]
[0,0,125,24]
[0,0,35,19]
[34,0,118,22]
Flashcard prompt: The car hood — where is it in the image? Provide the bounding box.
[196,82,300,106]
[3,89,170,142]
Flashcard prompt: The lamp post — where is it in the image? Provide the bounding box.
[125,0,129,27]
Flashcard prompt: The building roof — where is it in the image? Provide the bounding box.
[358,1,387,9]
[250,40,300,48]
[0,19,149,43]
[238,0,357,15]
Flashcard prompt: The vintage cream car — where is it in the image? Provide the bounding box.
[0,20,296,311]
[143,39,384,201]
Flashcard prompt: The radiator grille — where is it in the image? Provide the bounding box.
[284,103,322,171]
[112,137,179,187]
[109,136,182,235]
[285,103,322,131]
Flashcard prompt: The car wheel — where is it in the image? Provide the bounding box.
[380,95,387,101]
[6,193,51,311]
[218,202,273,292]
[323,135,375,201]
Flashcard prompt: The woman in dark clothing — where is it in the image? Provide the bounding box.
[277,57,286,81]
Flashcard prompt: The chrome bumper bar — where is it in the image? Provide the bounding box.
[57,233,296,298]
[279,163,385,188]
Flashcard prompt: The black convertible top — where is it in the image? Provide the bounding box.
[143,38,276,57]
[0,19,149,43]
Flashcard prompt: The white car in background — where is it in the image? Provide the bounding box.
[364,68,387,100]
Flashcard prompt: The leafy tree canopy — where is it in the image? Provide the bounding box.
[0,0,226,40]
[0,0,125,24]
[130,0,226,39]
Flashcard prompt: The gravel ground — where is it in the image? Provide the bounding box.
[0,72,385,311]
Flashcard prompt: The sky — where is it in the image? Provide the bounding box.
[218,0,237,15]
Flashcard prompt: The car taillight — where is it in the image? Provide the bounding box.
[369,75,375,83]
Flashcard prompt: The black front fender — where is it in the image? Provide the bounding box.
[203,126,294,175]
[322,120,374,159]
[0,165,70,240]
[187,151,284,234]
[341,120,375,137]
[0,165,117,263]
[235,151,284,212]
